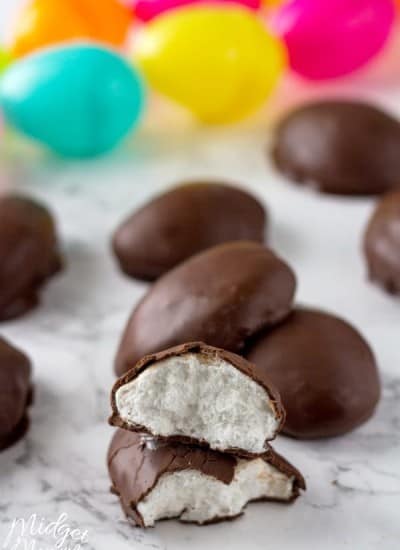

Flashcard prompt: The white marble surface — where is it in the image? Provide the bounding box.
[0,2,400,548]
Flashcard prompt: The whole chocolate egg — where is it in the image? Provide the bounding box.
[364,191,400,294]
[247,308,381,439]
[113,182,267,281]
[272,101,400,196]
[115,241,296,376]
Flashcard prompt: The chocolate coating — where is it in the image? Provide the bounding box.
[272,101,400,196]
[0,195,63,320]
[107,429,305,527]
[115,241,296,376]
[247,308,381,439]
[112,182,267,281]
[364,191,400,294]
[0,337,32,451]
[110,341,285,452]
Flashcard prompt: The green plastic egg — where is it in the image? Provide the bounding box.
[0,44,146,157]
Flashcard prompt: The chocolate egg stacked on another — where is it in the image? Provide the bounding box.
[115,240,296,376]
[108,179,383,526]
[108,343,305,527]
[108,234,304,526]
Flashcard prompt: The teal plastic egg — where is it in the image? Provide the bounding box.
[0,44,145,158]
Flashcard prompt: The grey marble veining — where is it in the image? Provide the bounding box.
[0,110,399,550]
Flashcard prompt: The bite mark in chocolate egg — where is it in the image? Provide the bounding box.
[107,429,305,527]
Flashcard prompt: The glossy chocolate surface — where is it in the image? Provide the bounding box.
[272,101,400,196]
[0,337,32,451]
[115,242,296,376]
[247,308,381,439]
[108,429,305,527]
[0,195,62,320]
[364,191,400,294]
[113,182,267,281]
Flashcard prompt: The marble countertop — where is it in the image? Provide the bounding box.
[0,115,399,550]
[0,4,400,546]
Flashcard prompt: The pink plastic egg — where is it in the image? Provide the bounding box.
[132,0,261,22]
[273,0,395,80]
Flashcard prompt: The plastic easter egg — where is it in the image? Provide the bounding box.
[11,0,132,58]
[0,45,145,158]
[273,0,395,80]
[132,0,261,23]
[0,50,11,74]
[134,6,286,124]
[264,0,286,5]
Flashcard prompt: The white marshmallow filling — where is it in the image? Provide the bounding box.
[137,458,295,526]
[115,352,279,454]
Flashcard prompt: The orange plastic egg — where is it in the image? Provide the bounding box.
[11,0,132,58]
[263,0,286,6]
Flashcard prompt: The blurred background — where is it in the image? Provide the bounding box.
[0,3,399,550]
[1,0,400,160]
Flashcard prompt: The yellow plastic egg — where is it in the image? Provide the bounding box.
[0,50,11,73]
[134,6,286,124]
